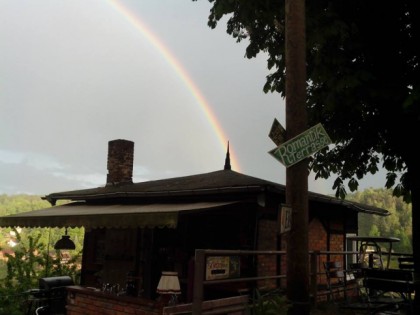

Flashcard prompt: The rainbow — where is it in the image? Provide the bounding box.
[107,0,240,171]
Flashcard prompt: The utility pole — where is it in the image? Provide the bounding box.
[285,0,310,314]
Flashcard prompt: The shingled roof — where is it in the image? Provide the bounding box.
[43,169,284,204]
[0,140,389,228]
[42,168,388,217]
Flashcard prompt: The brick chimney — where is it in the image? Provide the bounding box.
[106,139,134,186]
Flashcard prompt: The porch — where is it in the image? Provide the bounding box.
[61,249,415,315]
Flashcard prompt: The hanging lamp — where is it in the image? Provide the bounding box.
[54,227,76,250]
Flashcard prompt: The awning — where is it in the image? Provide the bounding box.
[0,201,238,229]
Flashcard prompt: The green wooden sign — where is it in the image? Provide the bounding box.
[269,123,331,167]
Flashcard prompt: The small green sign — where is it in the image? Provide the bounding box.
[269,123,331,167]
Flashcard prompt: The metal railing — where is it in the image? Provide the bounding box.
[191,249,413,315]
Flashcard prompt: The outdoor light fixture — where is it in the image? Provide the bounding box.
[54,227,76,250]
[156,271,181,305]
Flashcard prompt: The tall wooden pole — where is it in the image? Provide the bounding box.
[285,0,310,314]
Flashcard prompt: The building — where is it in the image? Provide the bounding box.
[0,139,388,313]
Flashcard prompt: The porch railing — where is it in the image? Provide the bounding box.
[191,249,413,315]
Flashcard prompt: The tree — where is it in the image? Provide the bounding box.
[349,188,413,254]
[0,228,82,314]
[194,0,420,310]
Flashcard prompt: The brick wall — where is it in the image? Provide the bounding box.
[308,218,327,251]
[257,217,334,290]
[307,218,346,301]
[309,218,329,287]
[256,219,278,290]
[66,287,160,315]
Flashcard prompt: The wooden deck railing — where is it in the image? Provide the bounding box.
[191,249,413,315]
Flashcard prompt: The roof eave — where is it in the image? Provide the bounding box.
[44,185,282,204]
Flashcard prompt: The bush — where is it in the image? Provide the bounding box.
[248,288,290,315]
[0,228,82,314]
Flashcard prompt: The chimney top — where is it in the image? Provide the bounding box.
[106,139,134,186]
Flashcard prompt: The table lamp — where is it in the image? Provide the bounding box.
[156,271,181,306]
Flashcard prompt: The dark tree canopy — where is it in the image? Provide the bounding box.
[196,0,420,202]
[195,0,420,309]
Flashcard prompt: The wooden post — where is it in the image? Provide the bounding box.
[192,249,205,315]
[285,0,310,314]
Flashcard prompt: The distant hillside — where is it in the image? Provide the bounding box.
[0,194,51,216]
[347,188,413,253]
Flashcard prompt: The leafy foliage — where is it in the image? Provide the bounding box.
[0,195,83,314]
[0,194,50,216]
[0,227,82,314]
[193,0,420,203]
[195,6,420,308]
[348,188,412,254]
[248,288,290,315]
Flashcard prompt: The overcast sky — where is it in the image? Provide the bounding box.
[0,0,386,196]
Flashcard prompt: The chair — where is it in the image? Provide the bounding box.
[323,261,359,302]
[323,262,396,314]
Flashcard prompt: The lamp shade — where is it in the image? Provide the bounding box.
[54,228,76,250]
[156,271,181,295]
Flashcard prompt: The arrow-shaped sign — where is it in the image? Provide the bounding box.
[269,123,331,167]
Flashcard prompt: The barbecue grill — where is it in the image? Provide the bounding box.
[39,276,74,291]
[27,276,74,315]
